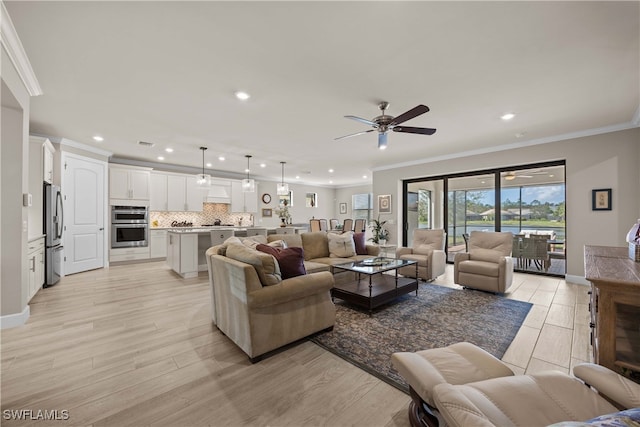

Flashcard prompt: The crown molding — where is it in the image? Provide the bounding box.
[1,1,42,96]
[55,137,113,158]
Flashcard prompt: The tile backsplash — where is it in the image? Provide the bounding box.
[150,203,253,227]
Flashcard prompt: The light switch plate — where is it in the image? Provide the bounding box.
[23,193,32,207]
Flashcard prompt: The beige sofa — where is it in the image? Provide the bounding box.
[205,241,336,362]
[266,231,381,281]
[396,229,446,281]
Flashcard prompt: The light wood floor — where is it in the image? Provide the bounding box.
[1,262,591,426]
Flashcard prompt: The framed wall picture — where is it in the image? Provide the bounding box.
[592,188,612,211]
[339,202,347,214]
[262,208,272,217]
[305,192,317,208]
[278,190,293,207]
[378,194,391,213]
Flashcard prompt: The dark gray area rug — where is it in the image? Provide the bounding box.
[311,282,532,393]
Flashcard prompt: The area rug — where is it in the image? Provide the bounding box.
[311,282,532,393]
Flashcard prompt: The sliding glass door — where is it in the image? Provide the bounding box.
[403,161,566,277]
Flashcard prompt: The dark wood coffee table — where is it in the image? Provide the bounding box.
[331,257,418,313]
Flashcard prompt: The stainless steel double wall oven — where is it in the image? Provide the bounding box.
[111,205,148,248]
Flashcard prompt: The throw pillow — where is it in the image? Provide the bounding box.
[353,232,368,255]
[327,231,356,258]
[256,244,306,279]
[216,236,243,256]
[225,243,282,286]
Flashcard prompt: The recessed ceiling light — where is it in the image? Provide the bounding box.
[260,163,266,168]
[93,135,104,142]
[363,175,368,179]
[295,175,300,179]
[218,156,225,161]
[515,132,527,138]
[329,180,333,184]
[501,113,515,121]
[328,169,334,173]
[235,91,250,101]
[206,163,212,167]
[157,156,165,161]
[165,148,173,153]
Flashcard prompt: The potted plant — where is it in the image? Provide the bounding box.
[275,201,292,226]
[369,216,389,244]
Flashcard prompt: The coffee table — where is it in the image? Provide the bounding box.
[331,257,418,313]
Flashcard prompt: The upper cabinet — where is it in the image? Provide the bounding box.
[230,181,258,213]
[109,165,151,204]
[150,172,168,211]
[43,141,54,184]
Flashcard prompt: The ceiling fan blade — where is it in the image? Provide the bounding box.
[393,126,437,135]
[334,129,375,140]
[344,115,376,126]
[389,105,430,126]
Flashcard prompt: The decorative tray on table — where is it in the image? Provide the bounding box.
[358,257,391,267]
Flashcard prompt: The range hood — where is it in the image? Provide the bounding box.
[206,182,231,204]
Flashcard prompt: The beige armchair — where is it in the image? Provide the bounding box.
[396,229,446,281]
[454,231,514,293]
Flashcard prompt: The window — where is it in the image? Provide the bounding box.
[352,193,373,221]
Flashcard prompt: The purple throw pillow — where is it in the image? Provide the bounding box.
[256,244,306,279]
[353,232,368,255]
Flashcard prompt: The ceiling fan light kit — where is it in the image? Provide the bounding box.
[242,155,256,192]
[195,146,211,188]
[335,101,437,149]
[276,161,289,195]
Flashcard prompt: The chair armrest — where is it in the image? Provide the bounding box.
[573,363,640,409]
[248,271,334,309]
[454,252,470,263]
[366,244,381,256]
[396,246,413,257]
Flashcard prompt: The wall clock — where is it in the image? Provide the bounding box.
[261,193,271,204]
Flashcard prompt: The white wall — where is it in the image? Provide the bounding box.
[1,47,31,324]
[372,128,640,280]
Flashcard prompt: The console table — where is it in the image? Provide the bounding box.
[584,245,640,381]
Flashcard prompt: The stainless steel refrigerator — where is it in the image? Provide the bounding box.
[44,183,64,287]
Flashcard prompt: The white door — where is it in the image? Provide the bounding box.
[63,153,106,275]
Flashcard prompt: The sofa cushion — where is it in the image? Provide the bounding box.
[458,259,500,277]
[214,236,243,256]
[226,243,282,286]
[304,260,331,273]
[328,231,356,258]
[353,232,367,255]
[256,244,306,279]
[267,233,303,248]
[471,248,503,263]
[301,232,330,260]
[243,237,286,250]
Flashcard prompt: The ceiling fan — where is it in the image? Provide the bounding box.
[335,101,436,150]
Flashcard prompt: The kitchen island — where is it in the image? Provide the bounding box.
[166,226,306,278]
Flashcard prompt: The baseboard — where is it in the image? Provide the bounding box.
[565,274,590,286]
[0,305,30,329]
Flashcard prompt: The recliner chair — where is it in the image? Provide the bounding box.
[454,231,514,293]
[396,229,446,281]
[392,342,640,427]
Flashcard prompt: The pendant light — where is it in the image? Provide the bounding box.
[276,161,289,195]
[195,147,211,188]
[242,155,255,192]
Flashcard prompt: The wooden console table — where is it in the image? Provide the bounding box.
[584,245,640,380]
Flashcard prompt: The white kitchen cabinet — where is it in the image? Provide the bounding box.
[150,172,168,211]
[149,229,168,258]
[166,174,204,212]
[167,232,198,278]
[109,247,150,263]
[27,237,45,302]
[230,181,258,213]
[109,166,151,204]
[43,141,54,184]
